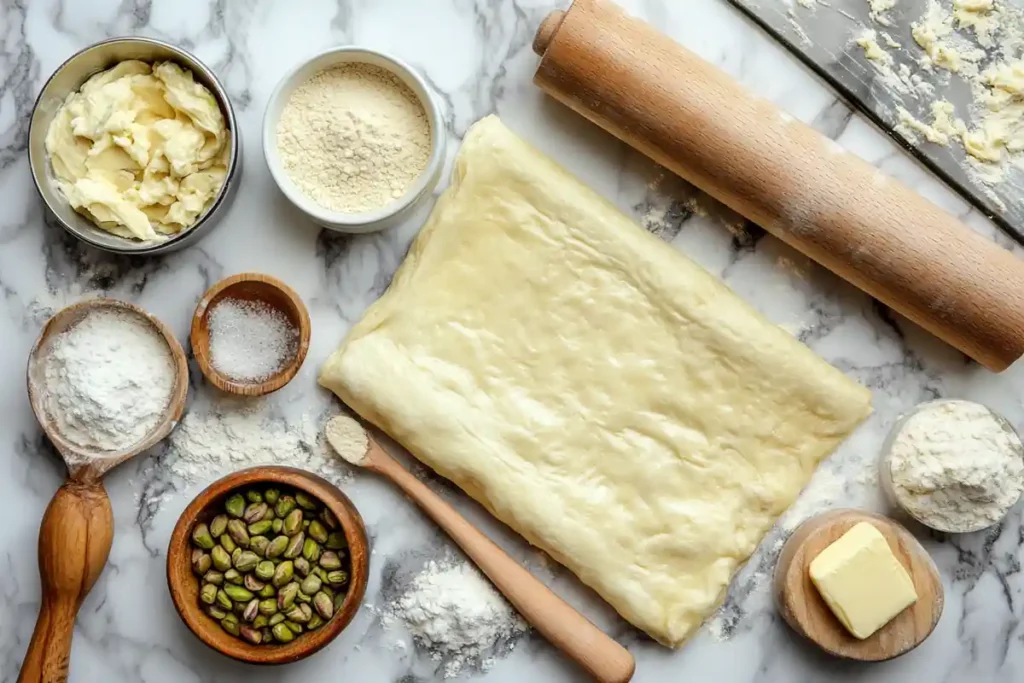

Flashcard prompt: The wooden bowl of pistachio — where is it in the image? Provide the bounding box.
[166,466,369,664]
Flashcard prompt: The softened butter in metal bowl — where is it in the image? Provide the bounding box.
[29,37,241,255]
[45,59,230,242]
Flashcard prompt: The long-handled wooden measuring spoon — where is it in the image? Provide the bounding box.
[325,416,636,683]
[19,299,189,683]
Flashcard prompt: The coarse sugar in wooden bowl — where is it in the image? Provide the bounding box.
[191,273,311,397]
[166,466,369,664]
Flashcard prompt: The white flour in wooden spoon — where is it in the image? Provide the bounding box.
[325,414,369,465]
[43,308,175,452]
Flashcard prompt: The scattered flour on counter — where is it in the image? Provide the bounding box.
[166,399,350,485]
[858,29,892,61]
[382,558,528,679]
[953,0,1001,46]
[897,100,964,143]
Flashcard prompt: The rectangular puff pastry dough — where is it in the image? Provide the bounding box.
[320,115,872,647]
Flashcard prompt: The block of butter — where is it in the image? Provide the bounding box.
[809,522,918,639]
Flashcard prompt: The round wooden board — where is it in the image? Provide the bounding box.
[773,509,943,661]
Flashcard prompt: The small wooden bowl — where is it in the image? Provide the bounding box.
[166,466,369,665]
[774,509,943,662]
[191,273,311,396]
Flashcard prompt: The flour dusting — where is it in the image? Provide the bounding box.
[165,398,350,486]
[380,557,528,678]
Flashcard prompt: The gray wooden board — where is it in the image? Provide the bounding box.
[725,0,1024,244]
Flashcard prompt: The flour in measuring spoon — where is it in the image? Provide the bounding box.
[43,308,175,453]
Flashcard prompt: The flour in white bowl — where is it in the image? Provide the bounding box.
[888,400,1024,532]
[276,62,431,214]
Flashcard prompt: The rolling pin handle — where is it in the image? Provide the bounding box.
[534,10,567,56]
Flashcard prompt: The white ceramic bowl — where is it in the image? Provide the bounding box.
[879,399,1024,533]
[263,47,446,233]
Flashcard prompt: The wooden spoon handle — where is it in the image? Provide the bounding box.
[19,480,114,683]
[370,448,635,683]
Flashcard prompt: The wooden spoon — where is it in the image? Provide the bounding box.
[325,417,636,683]
[774,509,944,661]
[20,299,189,683]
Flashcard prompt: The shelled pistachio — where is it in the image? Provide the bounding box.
[300,574,322,596]
[200,583,218,605]
[209,514,228,538]
[192,549,211,576]
[321,509,338,530]
[244,502,269,524]
[313,591,333,619]
[319,551,342,570]
[301,537,321,563]
[284,533,305,560]
[220,533,237,554]
[244,574,265,592]
[278,582,299,610]
[221,613,240,636]
[271,622,294,643]
[225,494,245,518]
[192,523,214,550]
[242,598,259,622]
[206,605,228,620]
[307,520,328,544]
[240,625,262,644]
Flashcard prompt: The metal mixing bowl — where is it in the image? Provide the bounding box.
[28,37,241,255]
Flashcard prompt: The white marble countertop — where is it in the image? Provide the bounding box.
[3,1,1024,681]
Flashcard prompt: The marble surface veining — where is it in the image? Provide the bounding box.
[2,1,1024,682]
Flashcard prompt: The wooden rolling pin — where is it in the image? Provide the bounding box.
[533,0,1024,372]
